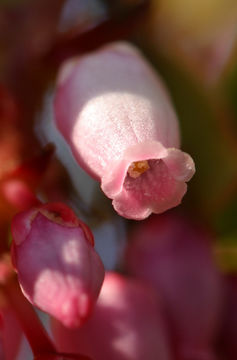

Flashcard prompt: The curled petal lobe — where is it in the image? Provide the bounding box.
[11,202,104,328]
[54,41,195,220]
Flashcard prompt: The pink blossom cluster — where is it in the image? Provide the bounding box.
[0,32,235,360]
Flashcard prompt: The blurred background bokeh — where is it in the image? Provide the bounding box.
[1,0,237,359]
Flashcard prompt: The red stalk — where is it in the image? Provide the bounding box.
[3,278,56,357]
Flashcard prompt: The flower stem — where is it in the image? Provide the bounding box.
[3,277,56,356]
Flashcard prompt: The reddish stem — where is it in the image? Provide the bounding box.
[45,0,151,66]
[3,278,56,356]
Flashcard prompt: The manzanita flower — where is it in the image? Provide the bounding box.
[54,42,195,220]
[51,272,172,360]
[11,202,104,328]
[125,212,222,360]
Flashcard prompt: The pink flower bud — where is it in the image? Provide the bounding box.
[54,42,195,220]
[125,212,222,360]
[51,272,172,360]
[11,202,104,328]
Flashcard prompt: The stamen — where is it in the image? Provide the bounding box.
[128,160,150,179]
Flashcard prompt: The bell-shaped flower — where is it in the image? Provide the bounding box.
[54,42,195,220]
[51,272,172,360]
[125,212,222,360]
[11,202,105,328]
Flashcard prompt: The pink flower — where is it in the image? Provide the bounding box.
[11,202,104,328]
[125,212,222,360]
[51,272,172,360]
[54,42,195,220]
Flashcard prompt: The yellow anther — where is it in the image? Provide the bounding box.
[128,160,150,179]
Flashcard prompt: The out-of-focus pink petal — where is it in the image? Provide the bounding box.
[1,179,40,212]
[51,272,172,360]
[54,42,195,220]
[125,212,222,360]
[11,202,104,328]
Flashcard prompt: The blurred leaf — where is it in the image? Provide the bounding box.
[214,191,237,236]
[225,63,237,131]
[215,238,237,272]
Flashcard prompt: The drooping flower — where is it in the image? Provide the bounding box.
[125,212,222,360]
[54,42,195,220]
[11,202,104,328]
[51,272,172,360]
